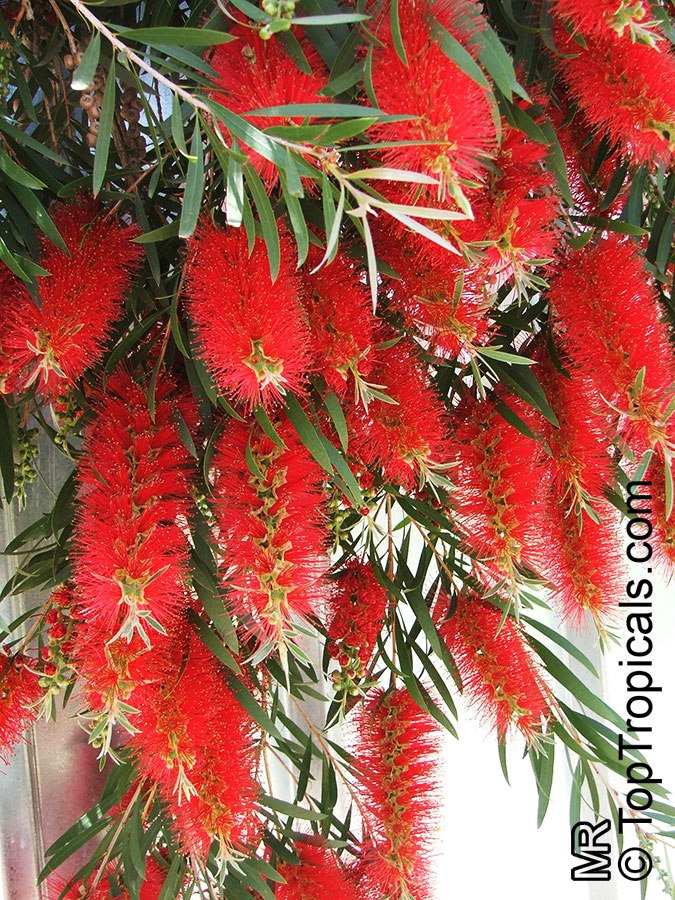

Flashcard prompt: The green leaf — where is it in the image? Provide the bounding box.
[170,93,191,158]
[324,392,348,452]
[390,0,407,65]
[0,399,15,503]
[92,59,117,196]
[477,26,527,101]
[179,118,205,239]
[434,24,489,90]
[0,149,46,190]
[244,165,281,280]
[290,14,369,25]
[71,32,101,90]
[117,26,235,47]
[284,394,334,474]
[532,741,555,827]
[259,794,326,821]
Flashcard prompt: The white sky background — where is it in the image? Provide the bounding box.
[436,576,675,900]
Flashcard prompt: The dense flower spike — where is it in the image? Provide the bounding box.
[275,842,362,900]
[534,347,614,510]
[376,222,493,361]
[534,498,623,627]
[211,418,327,655]
[300,246,378,400]
[456,122,560,295]
[369,0,496,202]
[554,27,675,166]
[130,630,260,859]
[0,649,41,764]
[438,591,550,742]
[72,369,194,644]
[550,0,660,44]
[208,26,328,186]
[345,342,449,490]
[325,561,389,695]
[185,220,311,409]
[548,235,675,459]
[353,687,441,900]
[0,197,142,402]
[448,394,541,589]
[55,858,168,900]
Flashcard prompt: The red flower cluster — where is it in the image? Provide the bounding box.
[377,223,492,362]
[448,393,540,589]
[551,0,658,43]
[0,197,142,403]
[353,687,441,900]
[72,370,194,643]
[209,25,328,187]
[211,418,328,654]
[553,22,675,167]
[275,842,361,900]
[0,649,41,764]
[346,342,449,491]
[130,629,260,858]
[300,246,378,398]
[438,591,550,742]
[56,858,168,900]
[369,0,496,201]
[326,561,389,694]
[186,220,311,409]
[548,235,675,459]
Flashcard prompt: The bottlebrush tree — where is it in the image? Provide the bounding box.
[0,1,674,898]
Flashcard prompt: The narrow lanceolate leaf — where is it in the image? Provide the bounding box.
[243,164,281,280]
[116,27,235,47]
[179,117,205,239]
[92,57,117,196]
[71,32,101,91]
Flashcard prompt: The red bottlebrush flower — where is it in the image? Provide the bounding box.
[448,393,543,589]
[375,222,493,361]
[0,197,142,403]
[455,121,560,295]
[345,341,450,491]
[368,0,496,201]
[325,561,389,689]
[550,0,660,44]
[534,346,615,509]
[534,497,623,628]
[54,858,167,900]
[275,842,362,900]
[548,234,675,459]
[131,631,260,859]
[208,26,328,187]
[72,369,194,644]
[211,418,327,654]
[0,650,41,764]
[185,220,311,410]
[300,245,378,399]
[554,28,675,167]
[352,686,441,900]
[438,591,550,742]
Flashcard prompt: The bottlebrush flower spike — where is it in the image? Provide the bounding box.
[275,842,362,900]
[533,497,623,628]
[533,346,614,511]
[438,591,550,743]
[185,220,311,410]
[325,560,389,697]
[550,0,661,45]
[0,649,41,764]
[368,0,496,205]
[459,122,560,297]
[300,245,378,403]
[548,234,675,460]
[211,418,327,658]
[352,686,441,900]
[54,858,168,900]
[0,197,142,403]
[72,369,194,646]
[376,223,493,362]
[449,393,542,590]
[131,630,260,860]
[554,27,675,167]
[345,341,450,491]
[208,26,328,187]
